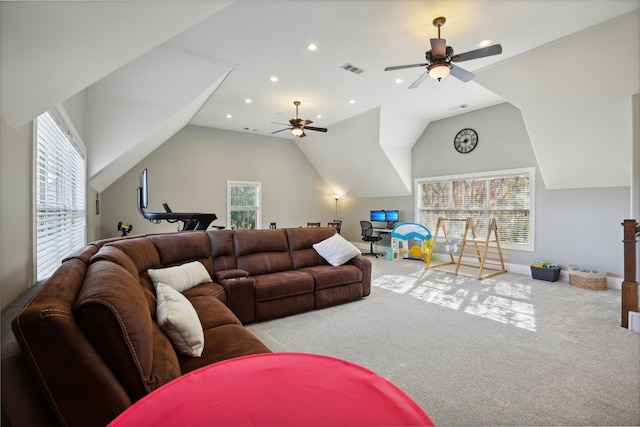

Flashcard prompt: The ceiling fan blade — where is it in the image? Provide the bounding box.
[270,128,290,134]
[384,63,428,71]
[450,64,475,82]
[408,70,431,89]
[298,119,313,126]
[452,44,502,62]
[271,121,290,126]
[430,38,446,57]
[303,126,328,133]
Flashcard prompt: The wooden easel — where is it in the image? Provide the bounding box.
[425,217,506,280]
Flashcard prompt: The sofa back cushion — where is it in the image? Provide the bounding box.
[233,229,293,275]
[148,232,213,274]
[98,240,161,314]
[208,230,238,271]
[286,227,336,269]
[107,237,162,275]
[74,260,181,402]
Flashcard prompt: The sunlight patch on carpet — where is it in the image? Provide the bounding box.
[373,272,537,331]
[464,294,536,331]
[374,274,417,294]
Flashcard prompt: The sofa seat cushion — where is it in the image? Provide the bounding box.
[182,282,227,304]
[297,264,363,290]
[178,324,271,374]
[186,295,241,330]
[253,271,315,302]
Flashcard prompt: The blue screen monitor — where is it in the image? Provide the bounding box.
[385,210,399,222]
[370,210,385,222]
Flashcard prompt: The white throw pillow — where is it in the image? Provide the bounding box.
[148,261,212,293]
[155,282,204,357]
[312,233,361,266]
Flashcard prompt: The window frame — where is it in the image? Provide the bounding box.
[414,167,535,251]
[33,108,87,280]
[226,181,262,230]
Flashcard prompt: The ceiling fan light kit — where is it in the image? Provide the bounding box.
[271,101,328,138]
[384,16,503,88]
[428,63,450,81]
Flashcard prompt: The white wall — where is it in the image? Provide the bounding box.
[0,118,33,310]
[351,103,629,276]
[100,125,335,238]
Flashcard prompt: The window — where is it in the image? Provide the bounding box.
[35,111,86,280]
[227,181,261,230]
[415,168,534,251]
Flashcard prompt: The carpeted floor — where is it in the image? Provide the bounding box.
[247,257,640,426]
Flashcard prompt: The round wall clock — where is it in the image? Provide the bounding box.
[453,128,478,154]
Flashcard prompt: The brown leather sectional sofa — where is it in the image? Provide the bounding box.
[2,227,371,427]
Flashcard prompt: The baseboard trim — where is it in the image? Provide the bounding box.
[352,242,623,290]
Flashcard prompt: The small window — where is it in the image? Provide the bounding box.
[415,168,534,251]
[35,111,86,280]
[227,181,261,230]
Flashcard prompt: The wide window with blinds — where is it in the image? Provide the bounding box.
[227,181,261,230]
[35,111,86,280]
[415,168,534,251]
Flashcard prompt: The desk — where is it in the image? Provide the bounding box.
[108,352,433,427]
[373,227,393,233]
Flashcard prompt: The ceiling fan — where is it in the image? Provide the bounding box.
[384,17,502,88]
[271,101,328,138]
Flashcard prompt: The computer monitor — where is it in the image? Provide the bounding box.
[385,210,399,222]
[370,210,385,222]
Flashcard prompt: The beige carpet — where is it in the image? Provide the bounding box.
[247,257,640,426]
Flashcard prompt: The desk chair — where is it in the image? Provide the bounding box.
[307,222,321,228]
[360,220,382,258]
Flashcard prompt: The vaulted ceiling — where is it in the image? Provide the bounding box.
[1,1,638,195]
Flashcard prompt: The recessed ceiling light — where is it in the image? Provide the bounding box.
[245,98,252,103]
[348,99,355,104]
[226,114,233,119]
[316,114,322,119]
[478,39,493,48]
[395,78,403,84]
[270,76,278,82]
[307,43,318,51]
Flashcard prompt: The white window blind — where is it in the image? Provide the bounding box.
[227,181,261,230]
[416,168,534,251]
[35,111,86,280]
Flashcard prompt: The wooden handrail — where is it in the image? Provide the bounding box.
[621,219,639,328]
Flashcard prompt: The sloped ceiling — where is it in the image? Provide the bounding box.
[86,45,235,191]
[1,1,638,195]
[0,0,235,129]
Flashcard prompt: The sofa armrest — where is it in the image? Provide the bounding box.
[213,269,249,281]
[216,275,255,324]
[347,255,372,297]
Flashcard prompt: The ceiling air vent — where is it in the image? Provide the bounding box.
[341,63,365,75]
